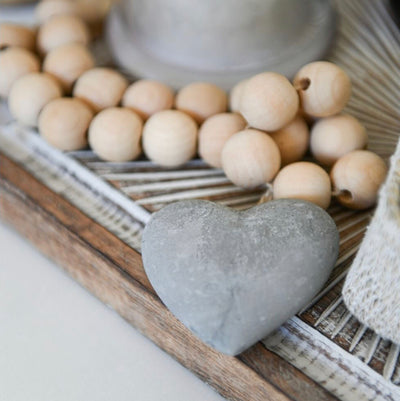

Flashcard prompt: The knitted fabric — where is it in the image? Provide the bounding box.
[343,139,400,344]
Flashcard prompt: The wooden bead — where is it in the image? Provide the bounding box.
[269,115,310,166]
[330,150,387,210]
[122,80,174,120]
[37,14,90,54]
[239,72,299,131]
[229,79,248,113]
[293,61,352,117]
[221,129,281,188]
[273,162,331,210]
[0,23,36,52]
[73,68,128,113]
[43,43,95,93]
[39,97,94,151]
[35,0,78,24]
[8,72,63,127]
[143,110,198,167]
[35,0,110,38]
[175,82,228,124]
[0,47,40,97]
[199,113,246,168]
[310,113,368,167]
[89,107,143,162]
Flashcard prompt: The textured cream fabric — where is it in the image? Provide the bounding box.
[343,139,400,344]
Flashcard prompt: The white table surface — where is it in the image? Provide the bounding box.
[0,4,223,401]
[0,222,224,401]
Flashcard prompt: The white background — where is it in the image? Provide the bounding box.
[0,4,223,401]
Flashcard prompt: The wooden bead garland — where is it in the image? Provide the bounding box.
[1,8,388,212]
[198,112,246,168]
[310,114,368,167]
[39,97,94,151]
[43,42,95,93]
[273,162,332,210]
[8,72,63,127]
[142,110,198,167]
[0,23,36,52]
[73,67,128,113]
[122,80,175,120]
[0,47,40,98]
[221,129,281,189]
[89,107,143,162]
[37,14,90,54]
[330,150,388,210]
[175,82,228,124]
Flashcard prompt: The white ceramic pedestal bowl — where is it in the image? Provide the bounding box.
[106,0,336,89]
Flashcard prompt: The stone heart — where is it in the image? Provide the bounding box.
[142,199,339,355]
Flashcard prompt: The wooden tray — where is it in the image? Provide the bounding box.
[1,0,400,400]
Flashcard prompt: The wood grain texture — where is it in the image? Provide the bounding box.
[0,152,339,401]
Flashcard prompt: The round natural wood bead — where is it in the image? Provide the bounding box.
[73,68,128,113]
[199,113,247,168]
[293,61,352,118]
[310,113,368,167]
[35,0,109,38]
[229,79,248,113]
[122,80,174,120]
[273,162,331,210]
[8,72,63,127]
[175,82,228,124]
[0,47,40,98]
[221,129,281,188]
[37,14,90,54]
[0,23,36,52]
[43,43,95,93]
[239,72,299,131]
[35,0,78,24]
[89,107,143,162]
[331,150,387,210]
[269,115,310,166]
[143,110,198,167]
[39,97,94,151]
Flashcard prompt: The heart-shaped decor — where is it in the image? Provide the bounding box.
[142,199,339,355]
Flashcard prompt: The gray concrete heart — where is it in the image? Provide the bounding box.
[142,199,339,355]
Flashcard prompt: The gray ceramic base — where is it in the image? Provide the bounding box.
[106,4,336,90]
